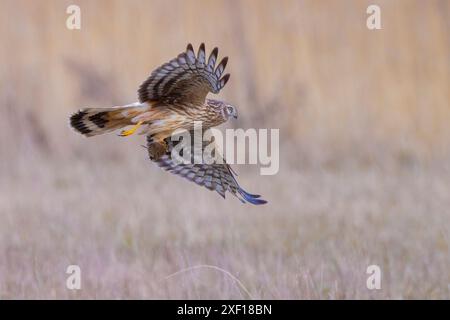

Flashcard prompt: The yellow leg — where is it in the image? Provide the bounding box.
[119,121,144,137]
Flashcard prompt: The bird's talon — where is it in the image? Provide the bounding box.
[119,121,143,137]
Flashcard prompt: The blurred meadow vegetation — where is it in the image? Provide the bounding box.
[0,0,449,299]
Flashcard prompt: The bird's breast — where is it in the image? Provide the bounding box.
[142,103,224,137]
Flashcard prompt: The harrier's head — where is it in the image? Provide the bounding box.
[223,103,238,120]
[207,98,238,122]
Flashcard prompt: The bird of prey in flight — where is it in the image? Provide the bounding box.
[70,43,266,205]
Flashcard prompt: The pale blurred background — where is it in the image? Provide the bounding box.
[0,0,449,299]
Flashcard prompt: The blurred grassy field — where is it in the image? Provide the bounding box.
[0,0,449,299]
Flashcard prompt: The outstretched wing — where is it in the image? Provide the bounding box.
[138,43,230,106]
[146,132,267,205]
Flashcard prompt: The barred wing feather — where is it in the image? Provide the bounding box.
[147,132,267,205]
[138,43,230,106]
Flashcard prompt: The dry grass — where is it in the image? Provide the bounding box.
[0,0,449,299]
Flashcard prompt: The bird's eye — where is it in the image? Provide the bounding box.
[227,107,234,113]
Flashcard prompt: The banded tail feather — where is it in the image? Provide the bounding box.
[69,103,149,137]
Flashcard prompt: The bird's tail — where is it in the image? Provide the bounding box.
[69,103,150,137]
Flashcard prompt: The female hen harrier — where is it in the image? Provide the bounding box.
[70,43,266,205]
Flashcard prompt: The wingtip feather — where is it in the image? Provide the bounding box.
[239,188,267,205]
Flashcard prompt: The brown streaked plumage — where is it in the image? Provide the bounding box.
[69,43,266,205]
